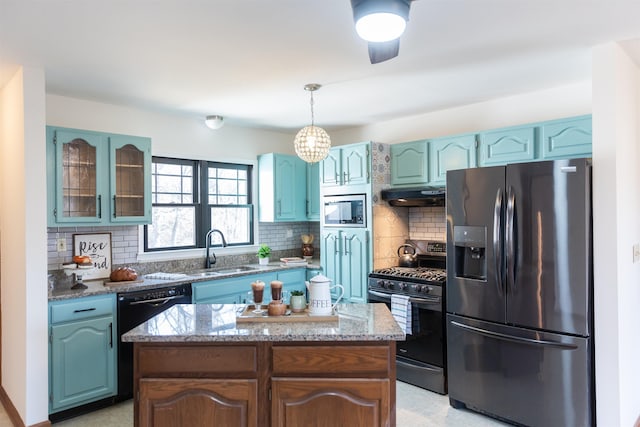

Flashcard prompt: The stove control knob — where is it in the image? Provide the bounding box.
[387,282,395,290]
[377,280,386,288]
[398,282,407,291]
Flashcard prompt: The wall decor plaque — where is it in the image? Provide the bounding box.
[72,232,112,280]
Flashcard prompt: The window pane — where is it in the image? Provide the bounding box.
[147,207,196,248]
[217,168,237,179]
[218,179,238,194]
[211,206,250,245]
[218,195,238,204]
[157,194,186,204]
[156,163,182,175]
[238,181,247,195]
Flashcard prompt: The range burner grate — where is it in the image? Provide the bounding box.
[371,267,446,282]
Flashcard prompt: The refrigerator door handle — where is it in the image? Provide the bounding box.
[506,186,516,293]
[493,188,504,296]
[450,321,578,350]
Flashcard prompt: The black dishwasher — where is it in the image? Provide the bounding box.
[116,283,192,400]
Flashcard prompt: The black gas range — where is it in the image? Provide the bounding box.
[367,241,447,394]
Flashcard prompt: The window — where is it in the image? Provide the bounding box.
[144,157,253,251]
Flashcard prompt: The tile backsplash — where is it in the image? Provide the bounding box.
[373,205,446,269]
[47,222,320,273]
[409,206,446,241]
[47,226,138,271]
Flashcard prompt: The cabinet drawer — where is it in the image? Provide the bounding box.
[50,294,115,324]
[272,345,391,376]
[136,344,258,377]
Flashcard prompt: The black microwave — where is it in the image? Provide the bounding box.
[322,194,366,227]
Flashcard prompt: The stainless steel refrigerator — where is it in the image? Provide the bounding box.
[445,158,594,426]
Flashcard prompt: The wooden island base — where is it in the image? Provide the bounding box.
[133,340,397,427]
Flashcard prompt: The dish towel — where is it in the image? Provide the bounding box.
[391,294,412,335]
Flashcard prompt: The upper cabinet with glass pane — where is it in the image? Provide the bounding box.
[47,127,152,226]
[109,135,151,223]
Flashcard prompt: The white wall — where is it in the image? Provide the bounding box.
[46,94,297,162]
[331,82,591,145]
[0,67,48,425]
[592,42,640,426]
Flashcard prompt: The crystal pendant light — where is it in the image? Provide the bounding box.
[294,84,331,163]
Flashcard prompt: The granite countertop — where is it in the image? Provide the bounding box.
[48,260,321,301]
[121,303,405,343]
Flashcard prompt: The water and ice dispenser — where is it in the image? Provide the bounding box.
[453,226,487,280]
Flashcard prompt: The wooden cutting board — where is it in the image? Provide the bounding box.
[236,305,338,323]
[103,279,144,287]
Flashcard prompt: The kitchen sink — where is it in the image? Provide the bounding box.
[190,271,223,277]
[190,265,258,277]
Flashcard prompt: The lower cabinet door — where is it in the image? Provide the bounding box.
[50,316,116,411]
[271,378,390,427]
[139,378,258,427]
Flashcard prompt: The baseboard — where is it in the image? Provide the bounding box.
[0,386,51,427]
[0,385,23,427]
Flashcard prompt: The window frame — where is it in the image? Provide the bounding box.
[143,157,253,252]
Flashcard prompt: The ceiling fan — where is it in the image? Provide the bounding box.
[350,0,413,64]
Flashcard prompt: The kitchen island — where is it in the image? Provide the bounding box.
[122,303,404,427]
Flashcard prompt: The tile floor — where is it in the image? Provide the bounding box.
[0,382,510,426]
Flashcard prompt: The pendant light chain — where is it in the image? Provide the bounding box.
[294,83,331,163]
[309,90,315,126]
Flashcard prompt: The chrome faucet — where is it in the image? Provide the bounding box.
[205,229,228,268]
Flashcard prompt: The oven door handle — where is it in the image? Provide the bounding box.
[368,290,441,305]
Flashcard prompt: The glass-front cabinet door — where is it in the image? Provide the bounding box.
[53,129,106,224]
[109,135,151,223]
[47,126,152,226]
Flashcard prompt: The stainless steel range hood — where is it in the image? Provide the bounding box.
[381,187,446,207]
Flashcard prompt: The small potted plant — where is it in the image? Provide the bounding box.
[257,244,271,265]
[289,290,306,312]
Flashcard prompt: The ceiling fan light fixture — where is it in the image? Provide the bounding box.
[355,12,406,42]
[294,83,331,163]
[205,115,224,130]
[351,0,411,42]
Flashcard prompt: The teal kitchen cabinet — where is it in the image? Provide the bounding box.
[47,128,107,226]
[428,135,477,185]
[320,148,341,186]
[478,126,536,167]
[108,134,152,223]
[306,162,321,220]
[258,153,307,222]
[320,143,370,188]
[540,115,592,160]
[321,228,369,304]
[46,126,152,226]
[49,294,117,413]
[192,272,278,304]
[390,140,429,186]
[276,268,307,297]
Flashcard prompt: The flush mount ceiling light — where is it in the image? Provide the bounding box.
[205,115,224,130]
[351,0,413,63]
[294,84,332,163]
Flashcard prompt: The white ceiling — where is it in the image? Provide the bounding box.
[2,0,640,132]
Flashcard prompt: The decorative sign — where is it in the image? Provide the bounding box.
[73,233,112,280]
